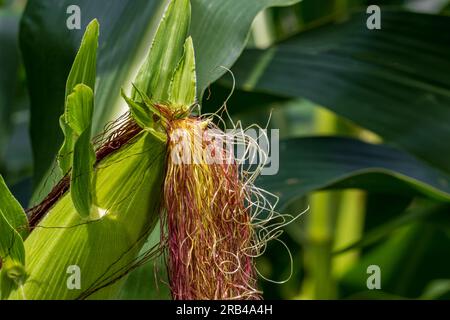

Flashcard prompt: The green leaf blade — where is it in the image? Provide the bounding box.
[71,127,96,220]
[65,85,95,135]
[57,18,98,180]
[259,137,450,210]
[0,212,26,266]
[132,0,191,104]
[57,18,99,219]
[169,36,197,108]
[0,176,28,299]
[0,176,29,239]
[121,89,154,129]
[65,19,99,98]
[191,0,301,96]
[64,84,96,219]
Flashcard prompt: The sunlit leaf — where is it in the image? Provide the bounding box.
[0,175,27,299]
[340,222,450,298]
[65,19,99,99]
[132,0,190,104]
[169,37,197,108]
[0,175,29,239]
[65,84,96,219]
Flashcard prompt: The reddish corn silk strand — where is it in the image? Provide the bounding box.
[162,118,261,300]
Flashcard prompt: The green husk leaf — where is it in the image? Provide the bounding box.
[65,85,94,135]
[6,132,166,300]
[58,116,75,176]
[0,176,28,298]
[0,175,29,239]
[65,84,96,219]
[169,36,197,108]
[7,19,168,294]
[132,0,191,104]
[65,19,99,98]
[71,128,95,219]
[57,18,99,219]
[0,212,26,268]
[58,19,99,177]
[121,88,168,140]
[121,89,153,129]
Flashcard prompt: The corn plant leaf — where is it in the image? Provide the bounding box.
[71,129,95,219]
[65,84,96,219]
[168,37,197,108]
[0,211,27,299]
[0,212,26,266]
[0,12,20,161]
[20,0,166,195]
[190,0,301,97]
[65,19,99,99]
[0,175,29,239]
[334,203,449,254]
[57,20,99,177]
[56,19,98,218]
[132,0,190,104]
[121,90,153,129]
[420,280,450,299]
[65,85,95,135]
[122,87,171,142]
[20,0,300,198]
[339,222,450,298]
[57,117,74,176]
[258,137,450,210]
[0,176,27,299]
[229,10,450,173]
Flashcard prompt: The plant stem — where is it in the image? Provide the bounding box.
[332,189,366,277]
[251,9,276,49]
[299,107,339,299]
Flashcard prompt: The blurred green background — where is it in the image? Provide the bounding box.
[1,0,450,299]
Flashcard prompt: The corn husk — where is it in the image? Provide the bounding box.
[6,131,166,299]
